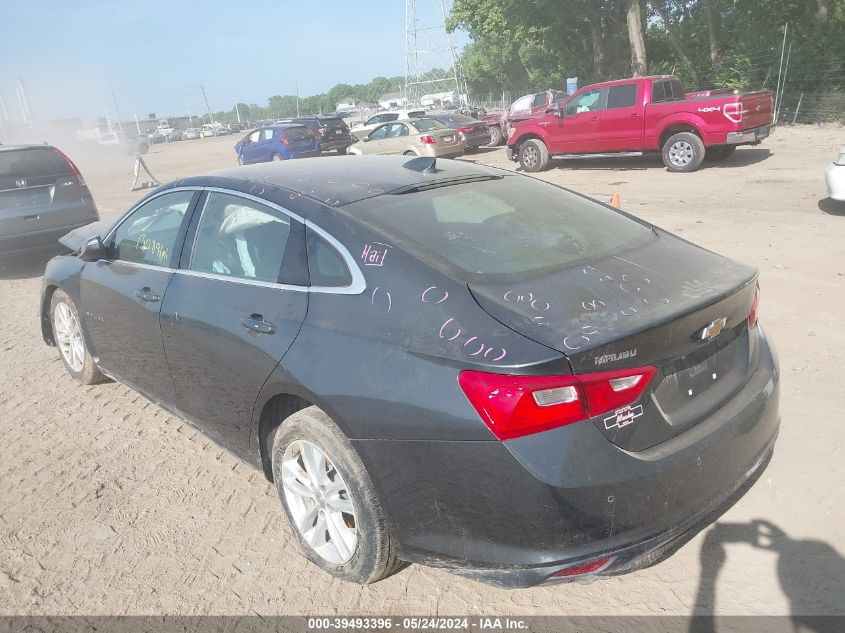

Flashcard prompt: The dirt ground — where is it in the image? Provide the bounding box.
[1,126,844,616]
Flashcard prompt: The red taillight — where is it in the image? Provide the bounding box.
[723,102,744,123]
[457,126,473,134]
[748,283,760,328]
[552,557,614,578]
[419,135,437,144]
[52,147,86,188]
[459,366,656,440]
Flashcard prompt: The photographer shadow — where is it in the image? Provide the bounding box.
[691,519,845,633]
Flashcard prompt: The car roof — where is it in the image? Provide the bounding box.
[0,143,53,152]
[196,155,513,210]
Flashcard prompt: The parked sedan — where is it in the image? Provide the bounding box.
[825,146,845,201]
[235,124,319,164]
[41,156,779,587]
[426,111,490,150]
[347,118,464,158]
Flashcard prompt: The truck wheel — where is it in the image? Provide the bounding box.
[662,132,705,172]
[488,126,503,146]
[705,145,736,162]
[518,139,550,172]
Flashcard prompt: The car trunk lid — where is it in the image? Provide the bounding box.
[469,230,759,451]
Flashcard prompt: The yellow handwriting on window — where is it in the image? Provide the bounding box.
[137,233,169,263]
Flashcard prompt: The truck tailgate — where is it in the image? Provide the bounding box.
[738,92,773,130]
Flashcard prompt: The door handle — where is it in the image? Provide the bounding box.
[590,116,600,123]
[134,287,160,303]
[240,313,276,335]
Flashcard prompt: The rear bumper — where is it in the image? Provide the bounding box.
[726,124,773,145]
[460,132,490,148]
[354,328,780,587]
[0,218,98,257]
[318,137,352,151]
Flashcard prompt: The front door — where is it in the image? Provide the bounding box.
[241,129,263,164]
[160,190,308,451]
[552,87,607,154]
[363,123,390,154]
[81,189,198,403]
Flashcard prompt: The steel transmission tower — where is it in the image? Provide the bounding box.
[404,0,467,106]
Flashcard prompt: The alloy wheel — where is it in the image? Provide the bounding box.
[54,301,84,373]
[281,440,358,564]
[522,145,539,168]
[668,140,694,167]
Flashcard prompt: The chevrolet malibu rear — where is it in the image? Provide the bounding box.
[40,157,778,588]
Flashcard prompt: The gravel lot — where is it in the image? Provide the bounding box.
[1,126,843,616]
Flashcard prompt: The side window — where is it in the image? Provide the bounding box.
[307,229,352,288]
[388,123,408,137]
[111,191,194,267]
[651,80,666,103]
[249,130,261,143]
[607,84,638,109]
[190,192,292,283]
[532,93,547,108]
[566,89,606,115]
[366,115,381,125]
[383,113,400,122]
[369,125,389,140]
[262,128,274,141]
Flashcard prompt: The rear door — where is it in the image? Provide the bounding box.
[597,82,644,151]
[0,147,96,242]
[160,190,309,450]
[383,122,411,154]
[81,189,198,403]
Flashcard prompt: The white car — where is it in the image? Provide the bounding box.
[350,109,427,140]
[825,147,845,201]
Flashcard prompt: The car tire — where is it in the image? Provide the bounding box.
[518,139,550,172]
[271,406,402,584]
[271,153,282,161]
[489,126,503,146]
[403,150,417,157]
[662,132,705,172]
[50,289,105,385]
[704,145,736,162]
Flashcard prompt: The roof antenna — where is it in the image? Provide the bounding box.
[403,156,439,174]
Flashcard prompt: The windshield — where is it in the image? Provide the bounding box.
[349,176,654,278]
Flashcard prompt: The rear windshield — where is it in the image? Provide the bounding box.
[0,147,71,178]
[407,110,426,118]
[438,113,475,125]
[414,118,447,132]
[349,177,654,278]
[284,126,312,141]
[318,117,346,128]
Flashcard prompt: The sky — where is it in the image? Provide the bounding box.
[0,0,468,124]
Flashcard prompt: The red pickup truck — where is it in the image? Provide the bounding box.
[505,75,773,173]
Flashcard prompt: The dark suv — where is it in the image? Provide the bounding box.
[0,144,99,258]
[292,116,352,154]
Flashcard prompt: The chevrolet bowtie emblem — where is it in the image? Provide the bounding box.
[700,317,727,340]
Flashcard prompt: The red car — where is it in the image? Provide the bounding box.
[506,75,773,172]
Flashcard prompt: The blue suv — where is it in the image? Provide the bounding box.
[235,124,319,164]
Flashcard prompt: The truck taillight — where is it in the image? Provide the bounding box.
[419,135,437,144]
[723,102,745,123]
[458,367,656,440]
[457,126,473,134]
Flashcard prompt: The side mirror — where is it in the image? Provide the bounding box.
[79,236,107,262]
[363,136,371,142]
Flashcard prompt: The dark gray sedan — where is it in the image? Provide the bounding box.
[40,156,779,587]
